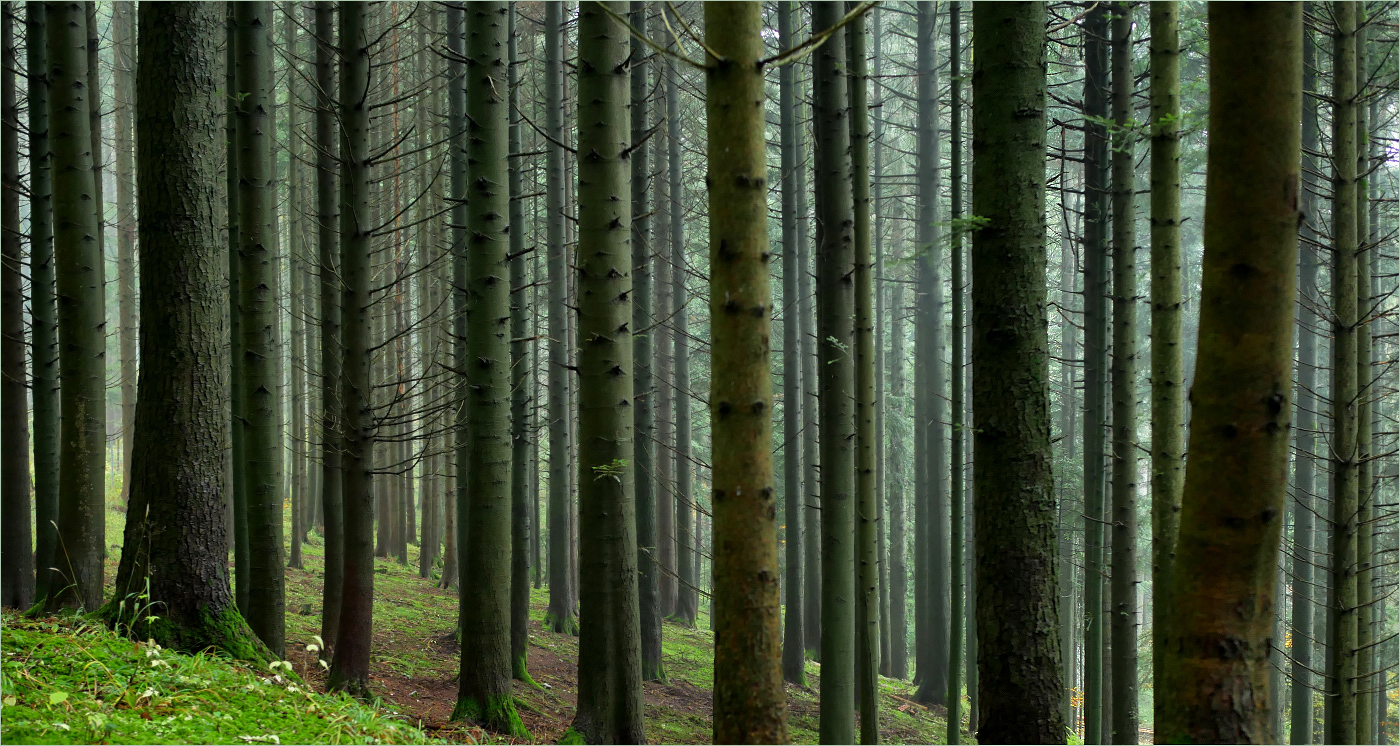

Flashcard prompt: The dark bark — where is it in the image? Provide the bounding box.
[969,4,1065,742]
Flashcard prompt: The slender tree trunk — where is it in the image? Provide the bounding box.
[46,0,106,613]
[114,0,137,507]
[447,0,469,600]
[1158,5,1302,742]
[101,2,270,663]
[889,203,908,681]
[234,1,286,657]
[812,4,856,741]
[327,0,374,698]
[566,5,644,741]
[871,6,891,682]
[706,6,789,741]
[1149,5,1184,736]
[1290,23,1320,745]
[656,95,677,618]
[798,50,821,657]
[314,2,343,656]
[1353,14,1374,743]
[453,5,526,735]
[671,21,697,627]
[1080,5,1110,738]
[777,0,806,688]
[847,7,880,742]
[947,3,965,739]
[0,2,34,610]
[630,0,663,685]
[543,0,576,635]
[226,4,249,615]
[1325,3,1359,742]
[1108,6,1139,742]
[27,0,59,606]
[506,5,534,687]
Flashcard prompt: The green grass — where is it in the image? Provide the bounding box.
[0,611,438,745]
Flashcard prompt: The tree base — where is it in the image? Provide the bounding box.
[452,693,529,738]
[558,726,587,745]
[513,654,542,688]
[642,661,668,685]
[98,599,273,666]
[544,610,578,636]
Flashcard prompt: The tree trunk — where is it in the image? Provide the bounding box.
[1290,23,1320,745]
[847,6,880,741]
[947,3,965,739]
[777,0,806,688]
[314,1,343,655]
[1158,5,1302,741]
[1353,13,1374,743]
[101,2,270,663]
[27,0,59,606]
[543,0,576,635]
[46,0,106,613]
[1108,6,1139,742]
[969,5,1064,742]
[226,4,249,615]
[798,49,821,657]
[630,0,663,685]
[114,0,137,507]
[1148,5,1184,736]
[705,6,790,742]
[507,5,534,687]
[327,0,374,698]
[286,3,305,571]
[1079,4,1110,738]
[812,4,856,741]
[0,2,34,610]
[871,6,891,683]
[1325,3,1359,741]
[566,5,644,742]
[889,201,908,681]
[671,15,697,627]
[453,4,525,735]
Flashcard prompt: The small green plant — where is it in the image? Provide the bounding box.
[591,458,628,484]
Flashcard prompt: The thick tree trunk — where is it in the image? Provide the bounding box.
[969,5,1064,742]
[705,6,789,741]
[46,0,106,613]
[1158,5,1302,741]
[454,5,526,735]
[1108,6,1139,742]
[1,2,34,610]
[27,1,59,606]
[777,0,806,688]
[543,0,577,635]
[327,0,374,698]
[812,4,856,741]
[566,5,644,742]
[101,2,269,663]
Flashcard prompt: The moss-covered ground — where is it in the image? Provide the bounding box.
[2,499,958,744]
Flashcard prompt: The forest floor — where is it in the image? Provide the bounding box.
[2,500,956,745]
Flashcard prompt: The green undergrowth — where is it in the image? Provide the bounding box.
[0,611,438,745]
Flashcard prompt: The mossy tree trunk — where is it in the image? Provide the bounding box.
[812,3,856,742]
[706,3,789,742]
[566,4,644,742]
[1158,4,1303,741]
[103,2,270,664]
[776,0,806,688]
[969,3,1065,742]
[453,4,527,737]
[46,0,106,613]
[328,0,374,698]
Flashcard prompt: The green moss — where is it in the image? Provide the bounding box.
[452,693,529,738]
[543,611,579,636]
[558,725,587,744]
[99,595,273,667]
[512,654,542,688]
